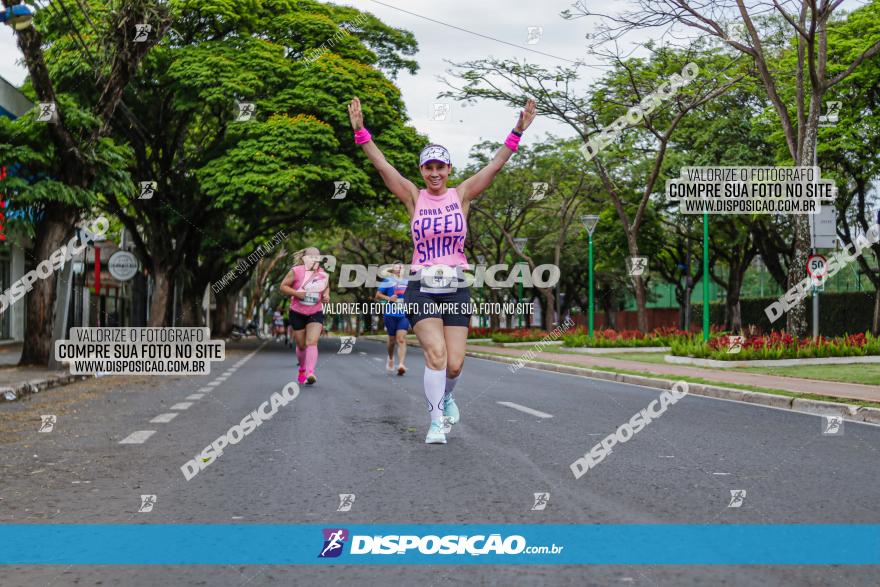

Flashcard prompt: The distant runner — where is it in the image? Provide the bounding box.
[375,261,409,375]
[279,247,330,385]
[348,95,536,443]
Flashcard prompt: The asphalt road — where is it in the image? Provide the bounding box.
[2,336,879,586]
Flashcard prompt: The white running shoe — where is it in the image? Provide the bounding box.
[425,421,447,444]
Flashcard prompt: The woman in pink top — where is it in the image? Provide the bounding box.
[347,96,536,444]
[280,247,331,385]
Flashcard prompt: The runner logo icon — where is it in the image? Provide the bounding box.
[39,414,57,433]
[338,336,356,354]
[822,415,843,435]
[726,335,745,354]
[337,493,355,512]
[531,492,549,511]
[318,528,349,558]
[728,489,746,508]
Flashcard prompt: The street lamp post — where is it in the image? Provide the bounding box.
[581,215,599,337]
[513,237,528,328]
[702,212,710,342]
[0,5,36,30]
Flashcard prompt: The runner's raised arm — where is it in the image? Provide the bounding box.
[348,97,419,215]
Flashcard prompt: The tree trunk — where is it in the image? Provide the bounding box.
[212,290,233,337]
[725,266,746,334]
[625,233,648,332]
[180,279,206,327]
[148,266,174,327]
[19,209,76,365]
[786,106,820,336]
[540,287,555,331]
[633,275,648,332]
[489,289,501,330]
[601,291,616,331]
[873,287,879,336]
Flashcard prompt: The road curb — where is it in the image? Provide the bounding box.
[465,350,880,425]
[0,372,93,403]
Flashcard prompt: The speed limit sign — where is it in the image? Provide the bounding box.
[807,254,828,280]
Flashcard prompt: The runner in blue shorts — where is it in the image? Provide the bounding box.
[375,262,410,375]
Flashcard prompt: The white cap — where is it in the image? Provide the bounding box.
[419,145,451,167]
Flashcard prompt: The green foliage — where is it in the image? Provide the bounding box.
[671,332,880,360]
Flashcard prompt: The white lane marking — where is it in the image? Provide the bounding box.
[150,413,178,423]
[216,376,228,381]
[197,387,212,393]
[372,357,381,362]
[496,401,553,419]
[713,472,731,476]
[119,430,155,444]
[659,455,675,459]
[170,402,193,410]
[207,381,222,387]
[186,394,205,400]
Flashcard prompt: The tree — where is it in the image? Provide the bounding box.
[442,45,743,331]
[102,0,421,327]
[0,0,168,364]
[568,0,880,335]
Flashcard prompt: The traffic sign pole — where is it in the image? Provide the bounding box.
[807,253,827,338]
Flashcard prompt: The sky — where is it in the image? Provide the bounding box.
[0,0,612,166]
[336,0,605,165]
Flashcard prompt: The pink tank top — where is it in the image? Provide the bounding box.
[288,264,328,315]
[410,188,468,269]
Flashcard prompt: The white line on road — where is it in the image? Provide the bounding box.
[150,413,179,423]
[170,402,193,410]
[119,430,156,444]
[197,387,212,393]
[207,381,222,387]
[186,394,205,400]
[496,401,553,419]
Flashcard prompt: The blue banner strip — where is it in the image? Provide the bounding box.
[1,525,878,565]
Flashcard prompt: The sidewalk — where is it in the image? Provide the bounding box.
[0,343,91,402]
[466,344,880,404]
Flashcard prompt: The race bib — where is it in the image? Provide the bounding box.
[419,265,458,293]
[301,292,320,306]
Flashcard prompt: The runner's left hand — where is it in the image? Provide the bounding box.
[514,99,537,133]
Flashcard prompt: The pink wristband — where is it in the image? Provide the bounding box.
[504,132,521,151]
[354,127,372,145]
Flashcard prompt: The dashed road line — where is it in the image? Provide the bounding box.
[186,394,205,400]
[150,413,179,424]
[170,402,193,410]
[119,430,156,444]
[496,401,553,419]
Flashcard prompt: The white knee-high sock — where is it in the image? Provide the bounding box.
[424,366,446,423]
[444,375,460,400]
